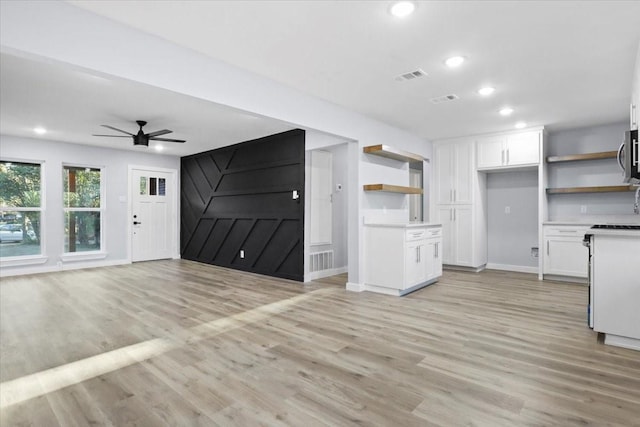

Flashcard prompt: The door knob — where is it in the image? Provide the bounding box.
[133,221,142,225]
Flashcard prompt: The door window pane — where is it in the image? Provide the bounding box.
[140,177,147,195]
[158,178,166,196]
[150,177,157,196]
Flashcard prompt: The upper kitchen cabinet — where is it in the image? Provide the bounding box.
[477,130,541,170]
[433,140,473,204]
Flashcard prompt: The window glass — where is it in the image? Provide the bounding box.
[63,165,102,253]
[0,161,42,258]
[158,178,166,196]
[63,167,100,208]
[64,211,101,253]
[150,177,157,196]
[140,176,147,195]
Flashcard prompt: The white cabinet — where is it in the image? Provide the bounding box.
[405,240,427,286]
[543,225,590,279]
[477,131,540,170]
[425,227,443,280]
[364,224,442,296]
[437,205,474,266]
[432,138,487,271]
[434,141,473,204]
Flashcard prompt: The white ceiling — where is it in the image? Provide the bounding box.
[0,53,294,156]
[2,1,640,155]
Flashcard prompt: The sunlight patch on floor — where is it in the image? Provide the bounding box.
[0,287,334,409]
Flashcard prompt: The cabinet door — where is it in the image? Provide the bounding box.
[453,142,473,204]
[425,238,443,280]
[544,237,588,278]
[405,242,426,288]
[506,132,540,166]
[477,136,505,169]
[453,206,474,266]
[437,206,454,265]
[434,144,454,204]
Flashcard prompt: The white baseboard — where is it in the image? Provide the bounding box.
[307,266,347,281]
[0,259,130,278]
[346,281,365,292]
[485,263,538,274]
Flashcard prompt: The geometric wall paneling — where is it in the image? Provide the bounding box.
[181,129,305,281]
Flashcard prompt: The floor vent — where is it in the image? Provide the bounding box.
[396,69,428,81]
[430,94,460,104]
[309,250,334,273]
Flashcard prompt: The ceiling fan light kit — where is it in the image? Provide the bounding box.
[92,120,186,147]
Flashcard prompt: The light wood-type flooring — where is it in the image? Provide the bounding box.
[1,260,639,426]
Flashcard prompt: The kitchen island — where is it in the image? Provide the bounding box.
[362,222,442,296]
[587,225,640,351]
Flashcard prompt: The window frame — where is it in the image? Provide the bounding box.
[0,158,48,267]
[61,163,106,260]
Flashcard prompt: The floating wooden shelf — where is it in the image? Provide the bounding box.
[363,184,423,194]
[546,151,618,163]
[546,185,635,194]
[363,145,425,163]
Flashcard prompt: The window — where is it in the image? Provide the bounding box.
[63,166,102,253]
[0,161,43,258]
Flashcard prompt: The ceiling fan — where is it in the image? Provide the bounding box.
[93,120,186,146]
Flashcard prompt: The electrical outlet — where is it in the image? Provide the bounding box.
[505,206,511,214]
[240,250,245,259]
[580,205,587,214]
[531,247,539,258]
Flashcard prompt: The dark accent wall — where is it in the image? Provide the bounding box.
[181,129,305,281]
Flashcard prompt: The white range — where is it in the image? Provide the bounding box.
[585,224,640,351]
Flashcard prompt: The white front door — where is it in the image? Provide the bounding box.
[131,168,176,262]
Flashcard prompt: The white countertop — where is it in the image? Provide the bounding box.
[544,215,640,226]
[588,227,640,237]
[364,222,442,229]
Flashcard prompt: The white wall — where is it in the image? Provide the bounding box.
[0,1,431,287]
[304,131,350,281]
[547,122,634,219]
[486,170,539,270]
[0,135,179,275]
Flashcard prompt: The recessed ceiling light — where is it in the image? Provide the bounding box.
[445,56,465,68]
[33,127,47,135]
[155,145,164,152]
[515,121,527,129]
[478,87,495,96]
[390,1,416,18]
[500,107,514,116]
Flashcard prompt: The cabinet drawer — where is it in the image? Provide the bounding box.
[426,228,442,238]
[544,225,591,237]
[406,229,426,241]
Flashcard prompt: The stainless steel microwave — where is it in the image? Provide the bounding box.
[618,129,639,183]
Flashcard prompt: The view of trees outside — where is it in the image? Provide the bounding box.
[63,166,102,252]
[0,161,42,257]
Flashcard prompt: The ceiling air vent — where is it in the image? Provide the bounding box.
[396,69,428,81]
[430,94,460,104]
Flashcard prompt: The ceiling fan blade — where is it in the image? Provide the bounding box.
[150,137,186,143]
[92,134,132,138]
[145,129,172,138]
[101,124,134,135]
